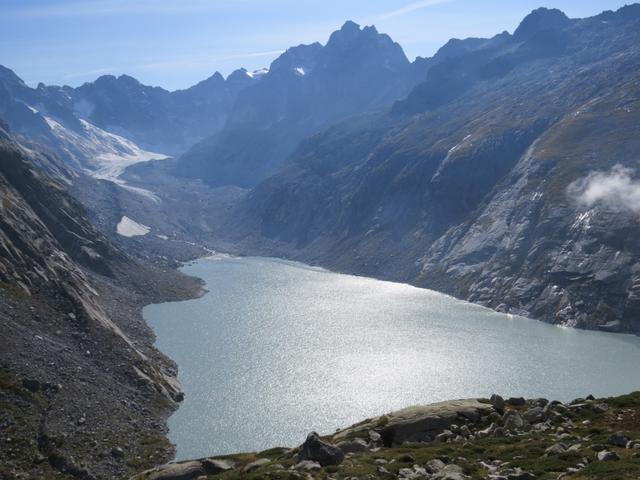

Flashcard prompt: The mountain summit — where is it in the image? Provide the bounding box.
[174,21,420,187]
[514,7,571,39]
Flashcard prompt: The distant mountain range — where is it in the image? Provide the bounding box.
[173,21,431,187]
[1,5,640,338]
[0,64,260,174]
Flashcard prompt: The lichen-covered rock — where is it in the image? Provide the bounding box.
[147,461,205,480]
[333,399,494,446]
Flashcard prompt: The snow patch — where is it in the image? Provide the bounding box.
[246,68,269,78]
[42,115,168,201]
[116,216,150,237]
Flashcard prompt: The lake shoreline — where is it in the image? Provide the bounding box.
[144,256,640,462]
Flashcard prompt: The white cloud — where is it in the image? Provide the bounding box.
[569,164,640,214]
[376,0,455,20]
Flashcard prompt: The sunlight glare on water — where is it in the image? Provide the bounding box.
[144,256,640,460]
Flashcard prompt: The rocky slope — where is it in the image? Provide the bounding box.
[173,21,431,188]
[0,122,202,479]
[221,5,640,334]
[131,391,640,480]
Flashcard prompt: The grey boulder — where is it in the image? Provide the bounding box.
[148,461,205,480]
[297,432,345,466]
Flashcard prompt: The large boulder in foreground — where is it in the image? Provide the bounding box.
[297,432,345,466]
[333,399,495,446]
[147,461,205,480]
[133,457,235,480]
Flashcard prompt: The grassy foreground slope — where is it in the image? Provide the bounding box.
[133,392,640,480]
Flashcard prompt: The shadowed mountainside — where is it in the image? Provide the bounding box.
[0,122,201,479]
[221,6,640,333]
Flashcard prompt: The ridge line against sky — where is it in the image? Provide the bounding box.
[0,0,631,90]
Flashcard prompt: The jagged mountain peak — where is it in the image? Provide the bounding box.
[322,20,409,70]
[0,65,26,89]
[514,7,571,39]
[327,20,394,49]
[180,71,226,91]
[90,73,146,90]
[269,42,323,74]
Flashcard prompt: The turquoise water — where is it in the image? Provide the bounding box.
[144,256,640,460]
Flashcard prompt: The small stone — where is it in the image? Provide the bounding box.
[597,450,619,461]
[110,447,124,459]
[148,461,205,480]
[506,397,526,406]
[608,432,628,447]
[174,392,185,403]
[523,407,544,424]
[397,453,415,463]
[295,460,321,471]
[431,464,469,480]
[425,459,446,473]
[490,394,505,411]
[336,438,368,454]
[507,472,537,480]
[22,379,40,392]
[503,411,524,431]
[202,458,235,474]
[435,430,454,442]
[592,403,609,413]
[242,458,270,472]
[545,444,566,455]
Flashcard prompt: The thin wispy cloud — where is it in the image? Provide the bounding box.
[132,50,284,73]
[62,67,119,80]
[47,49,285,87]
[376,0,455,20]
[6,0,229,17]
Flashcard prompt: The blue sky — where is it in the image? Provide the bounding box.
[0,0,631,90]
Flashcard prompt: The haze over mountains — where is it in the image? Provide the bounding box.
[2,6,640,334]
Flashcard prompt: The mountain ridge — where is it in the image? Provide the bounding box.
[216,4,640,334]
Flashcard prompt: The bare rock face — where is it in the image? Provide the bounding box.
[297,432,345,466]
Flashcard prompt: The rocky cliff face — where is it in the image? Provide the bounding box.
[223,6,640,333]
[0,123,200,479]
[173,21,431,188]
